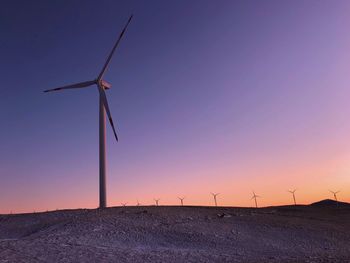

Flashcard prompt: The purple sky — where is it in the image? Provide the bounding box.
[1,1,350,213]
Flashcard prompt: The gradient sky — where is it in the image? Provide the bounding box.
[1,0,350,213]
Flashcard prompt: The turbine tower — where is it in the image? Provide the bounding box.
[136,200,141,206]
[178,197,185,206]
[44,15,133,209]
[154,199,160,206]
[211,193,219,207]
[288,189,297,205]
[329,190,340,202]
[121,202,128,207]
[251,191,260,208]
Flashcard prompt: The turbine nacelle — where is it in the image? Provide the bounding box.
[99,79,112,90]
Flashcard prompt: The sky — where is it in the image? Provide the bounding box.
[1,0,350,213]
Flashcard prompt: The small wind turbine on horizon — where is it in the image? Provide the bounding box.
[251,191,260,208]
[44,15,133,209]
[211,193,219,207]
[121,202,128,207]
[178,197,185,206]
[288,189,297,205]
[136,200,141,206]
[154,199,160,206]
[329,190,340,202]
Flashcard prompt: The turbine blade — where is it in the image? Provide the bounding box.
[44,80,95,93]
[98,86,118,141]
[97,15,133,80]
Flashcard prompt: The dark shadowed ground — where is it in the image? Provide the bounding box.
[0,200,349,262]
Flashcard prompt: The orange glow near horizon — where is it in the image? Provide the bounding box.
[2,153,349,214]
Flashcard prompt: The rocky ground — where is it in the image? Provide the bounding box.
[0,200,349,262]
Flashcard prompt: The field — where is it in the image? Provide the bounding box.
[0,200,349,262]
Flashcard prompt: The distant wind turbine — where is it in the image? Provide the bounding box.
[178,197,185,206]
[121,202,128,207]
[44,15,133,209]
[288,189,297,205]
[154,199,160,206]
[136,200,141,206]
[251,191,260,208]
[329,190,340,202]
[211,193,219,207]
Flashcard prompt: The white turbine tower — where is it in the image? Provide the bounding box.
[251,191,260,208]
[288,189,297,205]
[44,15,133,209]
[211,193,219,207]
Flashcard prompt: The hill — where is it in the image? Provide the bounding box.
[0,204,350,262]
[311,199,350,207]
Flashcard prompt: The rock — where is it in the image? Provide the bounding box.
[217,213,232,218]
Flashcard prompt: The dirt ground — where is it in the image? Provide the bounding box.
[0,200,349,262]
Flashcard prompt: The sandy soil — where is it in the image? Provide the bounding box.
[0,200,349,262]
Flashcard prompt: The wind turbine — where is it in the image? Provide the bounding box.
[288,189,297,205]
[211,193,219,207]
[178,197,185,206]
[121,202,128,207]
[251,191,260,208]
[329,190,340,202]
[44,15,133,209]
[136,200,141,206]
[154,199,160,206]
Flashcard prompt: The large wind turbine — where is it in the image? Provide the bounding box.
[288,189,297,206]
[44,15,133,209]
[251,191,260,208]
[154,199,160,206]
[211,193,219,207]
[329,190,340,202]
[178,197,185,206]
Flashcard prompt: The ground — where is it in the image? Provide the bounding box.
[0,200,349,262]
